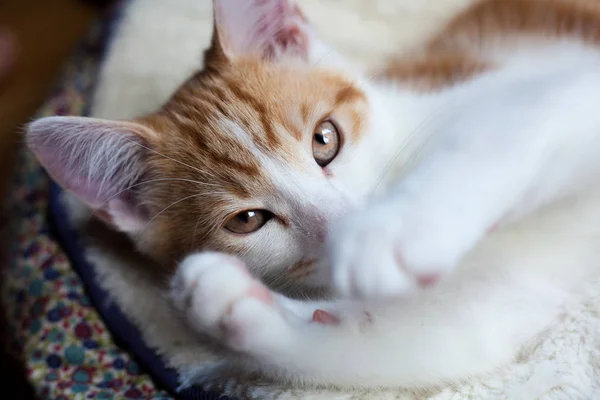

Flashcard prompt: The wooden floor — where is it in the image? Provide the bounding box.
[0,0,104,397]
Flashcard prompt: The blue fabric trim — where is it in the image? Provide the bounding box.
[48,183,231,400]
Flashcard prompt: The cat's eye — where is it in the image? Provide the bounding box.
[312,120,341,167]
[224,210,273,234]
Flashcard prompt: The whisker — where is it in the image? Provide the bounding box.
[190,215,206,251]
[141,193,206,234]
[373,97,458,192]
[311,49,335,68]
[84,178,218,221]
[271,267,298,288]
[103,178,217,202]
[120,136,208,176]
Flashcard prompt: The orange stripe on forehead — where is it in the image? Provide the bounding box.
[223,77,282,150]
[349,109,365,142]
[160,77,278,183]
[334,85,367,107]
[187,71,279,152]
[153,102,262,183]
[300,103,311,124]
[189,125,261,177]
[280,117,304,141]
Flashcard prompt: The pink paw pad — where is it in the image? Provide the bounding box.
[312,309,340,325]
[247,284,273,304]
[487,223,499,233]
[416,274,439,287]
[229,259,252,276]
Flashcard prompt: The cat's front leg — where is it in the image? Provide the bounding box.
[327,192,478,298]
[169,252,533,388]
[171,252,290,353]
[327,76,558,298]
[170,252,340,358]
[328,118,535,299]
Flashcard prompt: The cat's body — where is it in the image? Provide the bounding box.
[170,47,600,387]
[26,0,600,391]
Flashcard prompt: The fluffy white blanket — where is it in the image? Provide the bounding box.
[68,0,600,398]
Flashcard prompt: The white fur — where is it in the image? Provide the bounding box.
[59,0,600,398]
[171,46,600,388]
[331,48,600,298]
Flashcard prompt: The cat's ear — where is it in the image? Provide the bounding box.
[210,0,315,62]
[26,116,154,233]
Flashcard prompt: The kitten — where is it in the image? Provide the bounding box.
[26,0,600,389]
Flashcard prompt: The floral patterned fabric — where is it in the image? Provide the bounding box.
[1,15,172,400]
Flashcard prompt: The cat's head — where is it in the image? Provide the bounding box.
[27,0,393,291]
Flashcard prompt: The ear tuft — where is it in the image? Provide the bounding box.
[213,0,312,61]
[27,116,151,233]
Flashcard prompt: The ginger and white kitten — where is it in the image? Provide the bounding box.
[26,0,600,389]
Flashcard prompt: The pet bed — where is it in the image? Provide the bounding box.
[0,9,222,400]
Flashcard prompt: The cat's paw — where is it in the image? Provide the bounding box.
[327,201,467,299]
[170,252,292,353]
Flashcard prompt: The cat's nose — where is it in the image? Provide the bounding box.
[299,211,333,244]
[294,196,354,244]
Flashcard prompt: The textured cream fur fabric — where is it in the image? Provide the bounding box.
[92,0,474,119]
[67,0,600,398]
